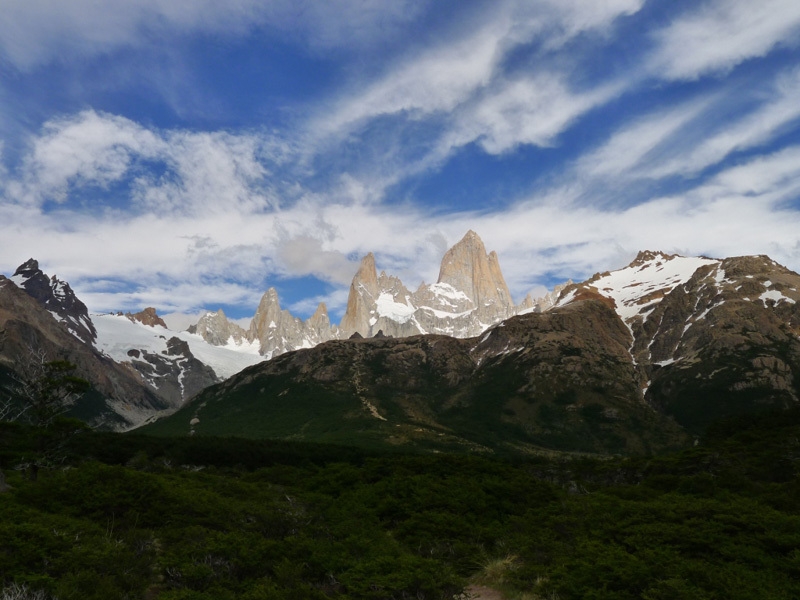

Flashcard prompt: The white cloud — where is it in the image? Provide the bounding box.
[8,110,274,216]
[0,0,430,70]
[645,68,800,178]
[450,74,621,155]
[319,21,505,135]
[650,0,800,80]
[9,111,162,205]
[4,139,800,320]
[277,235,356,286]
[705,145,800,197]
[577,97,713,178]
[317,0,643,139]
[578,67,800,185]
[134,131,273,216]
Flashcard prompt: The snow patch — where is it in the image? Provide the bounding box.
[428,282,470,302]
[759,290,796,306]
[375,292,415,323]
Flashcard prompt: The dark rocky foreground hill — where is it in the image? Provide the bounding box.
[145,299,688,454]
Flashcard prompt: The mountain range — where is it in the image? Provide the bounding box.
[188,230,550,358]
[146,249,800,454]
[3,234,800,455]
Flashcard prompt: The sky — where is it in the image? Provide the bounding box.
[2,0,800,329]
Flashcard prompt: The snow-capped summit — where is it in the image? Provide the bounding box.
[554,250,800,370]
[556,251,720,325]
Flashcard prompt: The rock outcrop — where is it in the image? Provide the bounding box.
[126,307,168,328]
[149,248,800,453]
[436,229,514,318]
[191,231,530,358]
[149,297,689,454]
[0,274,170,429]
[555,251,800,433]
[124,336,218,407]
[188,309,248,347]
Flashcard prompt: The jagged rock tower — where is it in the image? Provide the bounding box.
[339,230,516,339]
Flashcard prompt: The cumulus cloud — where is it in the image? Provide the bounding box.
[8,111,162,205]
[7,110,274,216]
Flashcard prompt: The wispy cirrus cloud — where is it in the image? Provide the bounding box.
[0,0,430,70]
[315,0,643,142]
[644,68,800,178]
[649,0,800,80]
[576,66,800,186]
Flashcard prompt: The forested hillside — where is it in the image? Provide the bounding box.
[2,407,799,599]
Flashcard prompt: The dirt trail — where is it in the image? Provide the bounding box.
[462,584,506,599]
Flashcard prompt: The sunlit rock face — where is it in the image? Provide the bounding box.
[339,230,517,340]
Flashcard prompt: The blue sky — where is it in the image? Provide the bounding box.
[2,0,800,328]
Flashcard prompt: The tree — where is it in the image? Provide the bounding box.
[7,348,89,427]
[2,348,90,480]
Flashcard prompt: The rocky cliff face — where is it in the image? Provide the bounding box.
[191,230,532,357]
[1,263,229,429]
[124,336,218,407]
[126,307,168,328]
[11,259,97,345]
[188,309,249,347]
[149,248,800,453]
[436,229,514,318]
[149,297,688,454]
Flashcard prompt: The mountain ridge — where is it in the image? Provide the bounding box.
[144,248,800,454]
[6,240,800,444]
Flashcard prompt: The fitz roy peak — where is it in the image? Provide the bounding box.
[339,229,517,339]
[193,230,527,357]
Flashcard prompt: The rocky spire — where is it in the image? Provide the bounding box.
[247,289,337,358]
[307,303,333,337]
[436,230,514,319]
[340,253,380,336]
